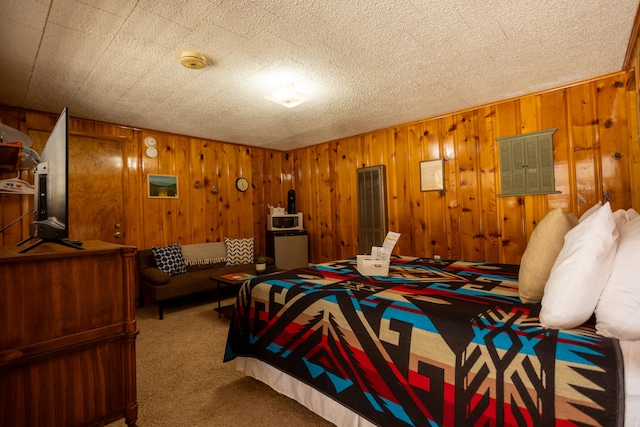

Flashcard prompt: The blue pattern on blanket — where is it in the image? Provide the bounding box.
[224,256,622,427]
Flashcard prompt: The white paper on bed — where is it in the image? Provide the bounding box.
[370,231,400,260]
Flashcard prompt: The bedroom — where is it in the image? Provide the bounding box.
[2,1,640,426]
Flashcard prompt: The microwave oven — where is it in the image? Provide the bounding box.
[267,212,303,231]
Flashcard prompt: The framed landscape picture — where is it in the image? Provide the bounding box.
[148,174,178,198]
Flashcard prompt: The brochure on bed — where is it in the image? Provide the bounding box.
[224,256,622,426]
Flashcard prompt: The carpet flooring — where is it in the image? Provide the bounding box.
[109,294,335,427]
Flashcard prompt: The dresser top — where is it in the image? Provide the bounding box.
[0,240,135,262]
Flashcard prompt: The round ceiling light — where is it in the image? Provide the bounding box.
[180,51,207,69]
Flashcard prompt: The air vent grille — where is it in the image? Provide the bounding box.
[357,165,388,254]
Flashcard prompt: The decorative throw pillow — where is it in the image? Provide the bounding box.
[224,237,255,266]
[151,243,188,276]
[595,212,640,339]
[540,202,619,330]
[180,242,228,266]
[518,208,578,303]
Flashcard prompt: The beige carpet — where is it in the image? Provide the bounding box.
[110,295,335,427]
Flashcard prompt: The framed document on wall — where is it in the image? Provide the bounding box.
[420,159,444,192]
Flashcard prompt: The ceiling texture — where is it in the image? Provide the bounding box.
[1,0,639,151]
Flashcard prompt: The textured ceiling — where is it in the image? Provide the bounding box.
[0,0,638,150]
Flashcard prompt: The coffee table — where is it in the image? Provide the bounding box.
[211,266,281,318]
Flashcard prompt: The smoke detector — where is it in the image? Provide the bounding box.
[180,51,207,69]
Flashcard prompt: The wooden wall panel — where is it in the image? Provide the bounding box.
[121,130,142,248]
[570,82,601,217]
[421,121,447,259]
[382,129,399,251]
[597,77,632,210]
[334,139,356,259]
[1,70,639,267]
[440,115,461,260]
[293,148,312,253]
[519,96,547,244]
[478,106,501,262]
[456,111,482,261]
[627,88,640,211]
[314,144,334,261]
[251,148,266,254]
[188,137,207,243]
[494,101,527,263]
[406,124,427,257]
[0,109,287,258]
[392,126,413,256]
[289,70,639,265]
[540,90,572,211]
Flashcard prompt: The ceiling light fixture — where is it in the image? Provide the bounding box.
[180,51,207,69]
[265,83,310,108]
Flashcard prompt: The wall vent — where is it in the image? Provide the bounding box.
[357,165,388,254]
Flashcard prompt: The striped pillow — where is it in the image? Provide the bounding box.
[224,237,255,266]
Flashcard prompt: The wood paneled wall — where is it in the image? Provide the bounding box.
[292,70,640,264]
[0,110,292,255]
[1,70,639,265]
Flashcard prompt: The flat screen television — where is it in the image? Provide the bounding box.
[18,107,82,253]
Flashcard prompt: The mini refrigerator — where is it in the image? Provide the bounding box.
[266,230,308,270]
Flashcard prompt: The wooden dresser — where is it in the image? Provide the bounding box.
[0,241,138,426]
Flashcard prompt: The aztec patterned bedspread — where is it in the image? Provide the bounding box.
[224,256,623,426]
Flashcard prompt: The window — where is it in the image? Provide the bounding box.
[497,128,559,196]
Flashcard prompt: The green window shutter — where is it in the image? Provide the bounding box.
[497,128,558,197]
[499,141,514,194]
[525,136,540,192]
[511,138,527,195]
[538,133,555,193]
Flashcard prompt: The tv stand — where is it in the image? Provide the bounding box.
[0,240,138,426]
[16,236,84,253]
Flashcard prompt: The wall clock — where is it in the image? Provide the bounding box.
[236,177,249,192]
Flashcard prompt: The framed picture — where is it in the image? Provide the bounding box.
[148,174,179,198]
[420,159,444,192]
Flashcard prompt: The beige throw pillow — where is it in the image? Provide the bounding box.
[518,208,578,303]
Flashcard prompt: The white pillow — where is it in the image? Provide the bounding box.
[579,201,602,222]
[540,202,619,330]
[613,208,629,226]
[595,214,640,339]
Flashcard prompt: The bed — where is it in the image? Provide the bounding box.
[223,255,634,426]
